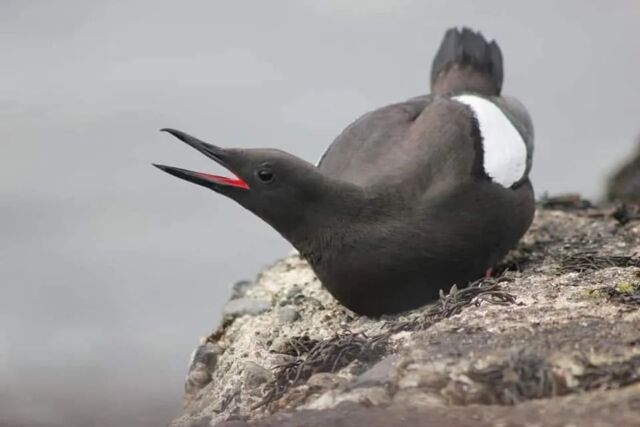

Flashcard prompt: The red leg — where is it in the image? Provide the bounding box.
[485,267,494,278]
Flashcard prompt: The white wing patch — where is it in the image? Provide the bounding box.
[453,94,527,187]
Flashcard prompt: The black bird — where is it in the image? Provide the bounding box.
[154,27,535,316]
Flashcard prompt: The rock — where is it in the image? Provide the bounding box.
[184,342,223,405]
[187,417,212,427]
[307,373,348,391]
[186,364,211,391]
[189,342,222,373]
[276,307,300,324]
[351,356,397,389]
[230,280,256,300]
[304,386,391,410]
[222,297,271,322]
[269,353,296,366]
[171,205,640,426]
[538,193,592,210]
[268,336,290,354]
[243,361,274,388]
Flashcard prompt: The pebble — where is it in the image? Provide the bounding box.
[243,361,274,387]
[189,342,222,374]
[307,373,347,390]
[222,297,271,322]
[185,342,224,397]
[269,336,290,354]
[276,307,300,324]
[351,356,398,389]
[229,280,256,300]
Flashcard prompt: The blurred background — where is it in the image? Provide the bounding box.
[1,1,639,426]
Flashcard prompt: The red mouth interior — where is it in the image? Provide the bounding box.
[196,172,250,189]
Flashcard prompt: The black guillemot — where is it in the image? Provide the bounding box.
[154,27,535,316]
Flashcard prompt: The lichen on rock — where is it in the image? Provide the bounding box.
[169,199,640,427]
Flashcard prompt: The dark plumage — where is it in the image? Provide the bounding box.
[431,27,504,96]
[154,27,535,316]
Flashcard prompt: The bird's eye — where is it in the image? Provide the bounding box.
[256,168,274,183]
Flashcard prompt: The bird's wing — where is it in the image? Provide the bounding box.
[451,94,533,188]
[317,95,433,187]
[493,95,534,181]
[318,93,533,191]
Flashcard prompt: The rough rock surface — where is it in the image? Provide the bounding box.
[169,199,640,427]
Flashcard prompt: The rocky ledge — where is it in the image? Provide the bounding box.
[169,197,640,427]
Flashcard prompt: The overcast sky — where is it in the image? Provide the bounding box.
[1,1,639,426]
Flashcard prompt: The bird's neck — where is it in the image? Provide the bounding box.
[285,183,394,263]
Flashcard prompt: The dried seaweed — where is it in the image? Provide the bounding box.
[578,354,640,390]
[560,251,640,273]
[467,352,640,405]
[468,350,560,404]
[494,239,553,274]
[612,203,640,225]
[539,194,593,211]
[255,331,387,409]
[218,275,522,412]
[274,335,319,357]
[394,276,517,332]
[437,277,516,316]
[254,276,517,410]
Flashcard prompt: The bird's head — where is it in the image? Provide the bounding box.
[154,129,348,242]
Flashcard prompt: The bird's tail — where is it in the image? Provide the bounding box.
[430,27,503,96]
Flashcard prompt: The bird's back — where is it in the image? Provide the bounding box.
[317,28,533,194]
[317,96,433,187]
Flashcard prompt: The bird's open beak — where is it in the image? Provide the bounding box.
[153,128,250,190]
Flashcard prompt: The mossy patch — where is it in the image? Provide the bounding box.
[578,281,640,307]
[614,281,638,294]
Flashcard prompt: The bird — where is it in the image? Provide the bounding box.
[154,27,535,317]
